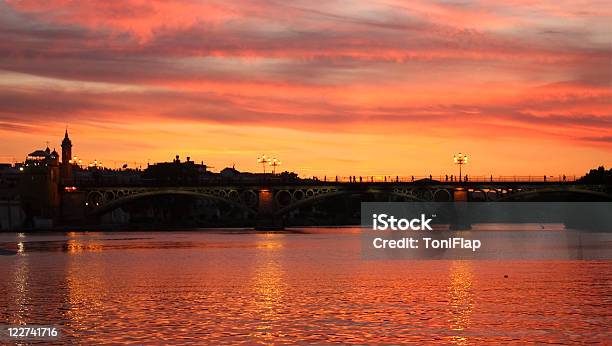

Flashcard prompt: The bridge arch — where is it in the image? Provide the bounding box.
[433,189,452,202]
[87,189,257,217]
[273,188,425,217]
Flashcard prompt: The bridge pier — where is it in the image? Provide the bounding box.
[450,189,472,230]
[453,188,467,202]
[255,188,284,230]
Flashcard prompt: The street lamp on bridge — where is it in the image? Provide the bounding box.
[453,153,468,182]
[269,158,281,175]
[257,154,270,174]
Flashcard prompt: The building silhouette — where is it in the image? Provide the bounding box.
[61,129,73,183]
[20,144,61,227]
[143,155,208,185]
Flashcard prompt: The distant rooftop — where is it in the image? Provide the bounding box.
[28,149,50,157]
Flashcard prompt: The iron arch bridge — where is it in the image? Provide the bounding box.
[82,187,260,217]
[75,183,612,218]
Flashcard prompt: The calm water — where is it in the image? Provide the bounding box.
[0,228,610,344]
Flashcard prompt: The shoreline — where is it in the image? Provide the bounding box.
[0,223,361,234]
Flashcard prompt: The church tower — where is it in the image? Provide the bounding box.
[61,129,73,182]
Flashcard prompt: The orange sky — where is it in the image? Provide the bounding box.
[0,0,610,177]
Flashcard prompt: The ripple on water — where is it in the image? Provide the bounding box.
[0,228,610,344]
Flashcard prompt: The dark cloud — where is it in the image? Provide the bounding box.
[579,136,612,143]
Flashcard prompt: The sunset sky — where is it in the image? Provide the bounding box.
[0,0,610,177]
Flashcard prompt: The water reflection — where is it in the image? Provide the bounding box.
[10,252,30,325]
[447,261,474,345]
[65,246,101,334]
[65,238,104,254]
[0,229,610,344]
[250,234,287,343]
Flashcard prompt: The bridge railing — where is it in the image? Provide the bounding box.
[68,174,580,188]
[310,175,578,183]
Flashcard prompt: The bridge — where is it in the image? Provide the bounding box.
[63,181,612,228]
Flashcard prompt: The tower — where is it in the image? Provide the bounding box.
[61,129,73,182]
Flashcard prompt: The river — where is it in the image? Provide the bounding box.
[0,228,610,344]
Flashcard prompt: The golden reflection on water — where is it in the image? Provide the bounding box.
[1,229,611,344]
[11,251,30,325]
[447,261,474,345]
[64,239,110,336]
[250,233,287,343]
[65,238,104,254]
[66,233,104,254]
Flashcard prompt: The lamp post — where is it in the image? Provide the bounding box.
[257,154,269,174]
[453,153,468,182]
[269,158,281,175]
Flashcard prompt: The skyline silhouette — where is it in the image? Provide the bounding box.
[2,128,610,178]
